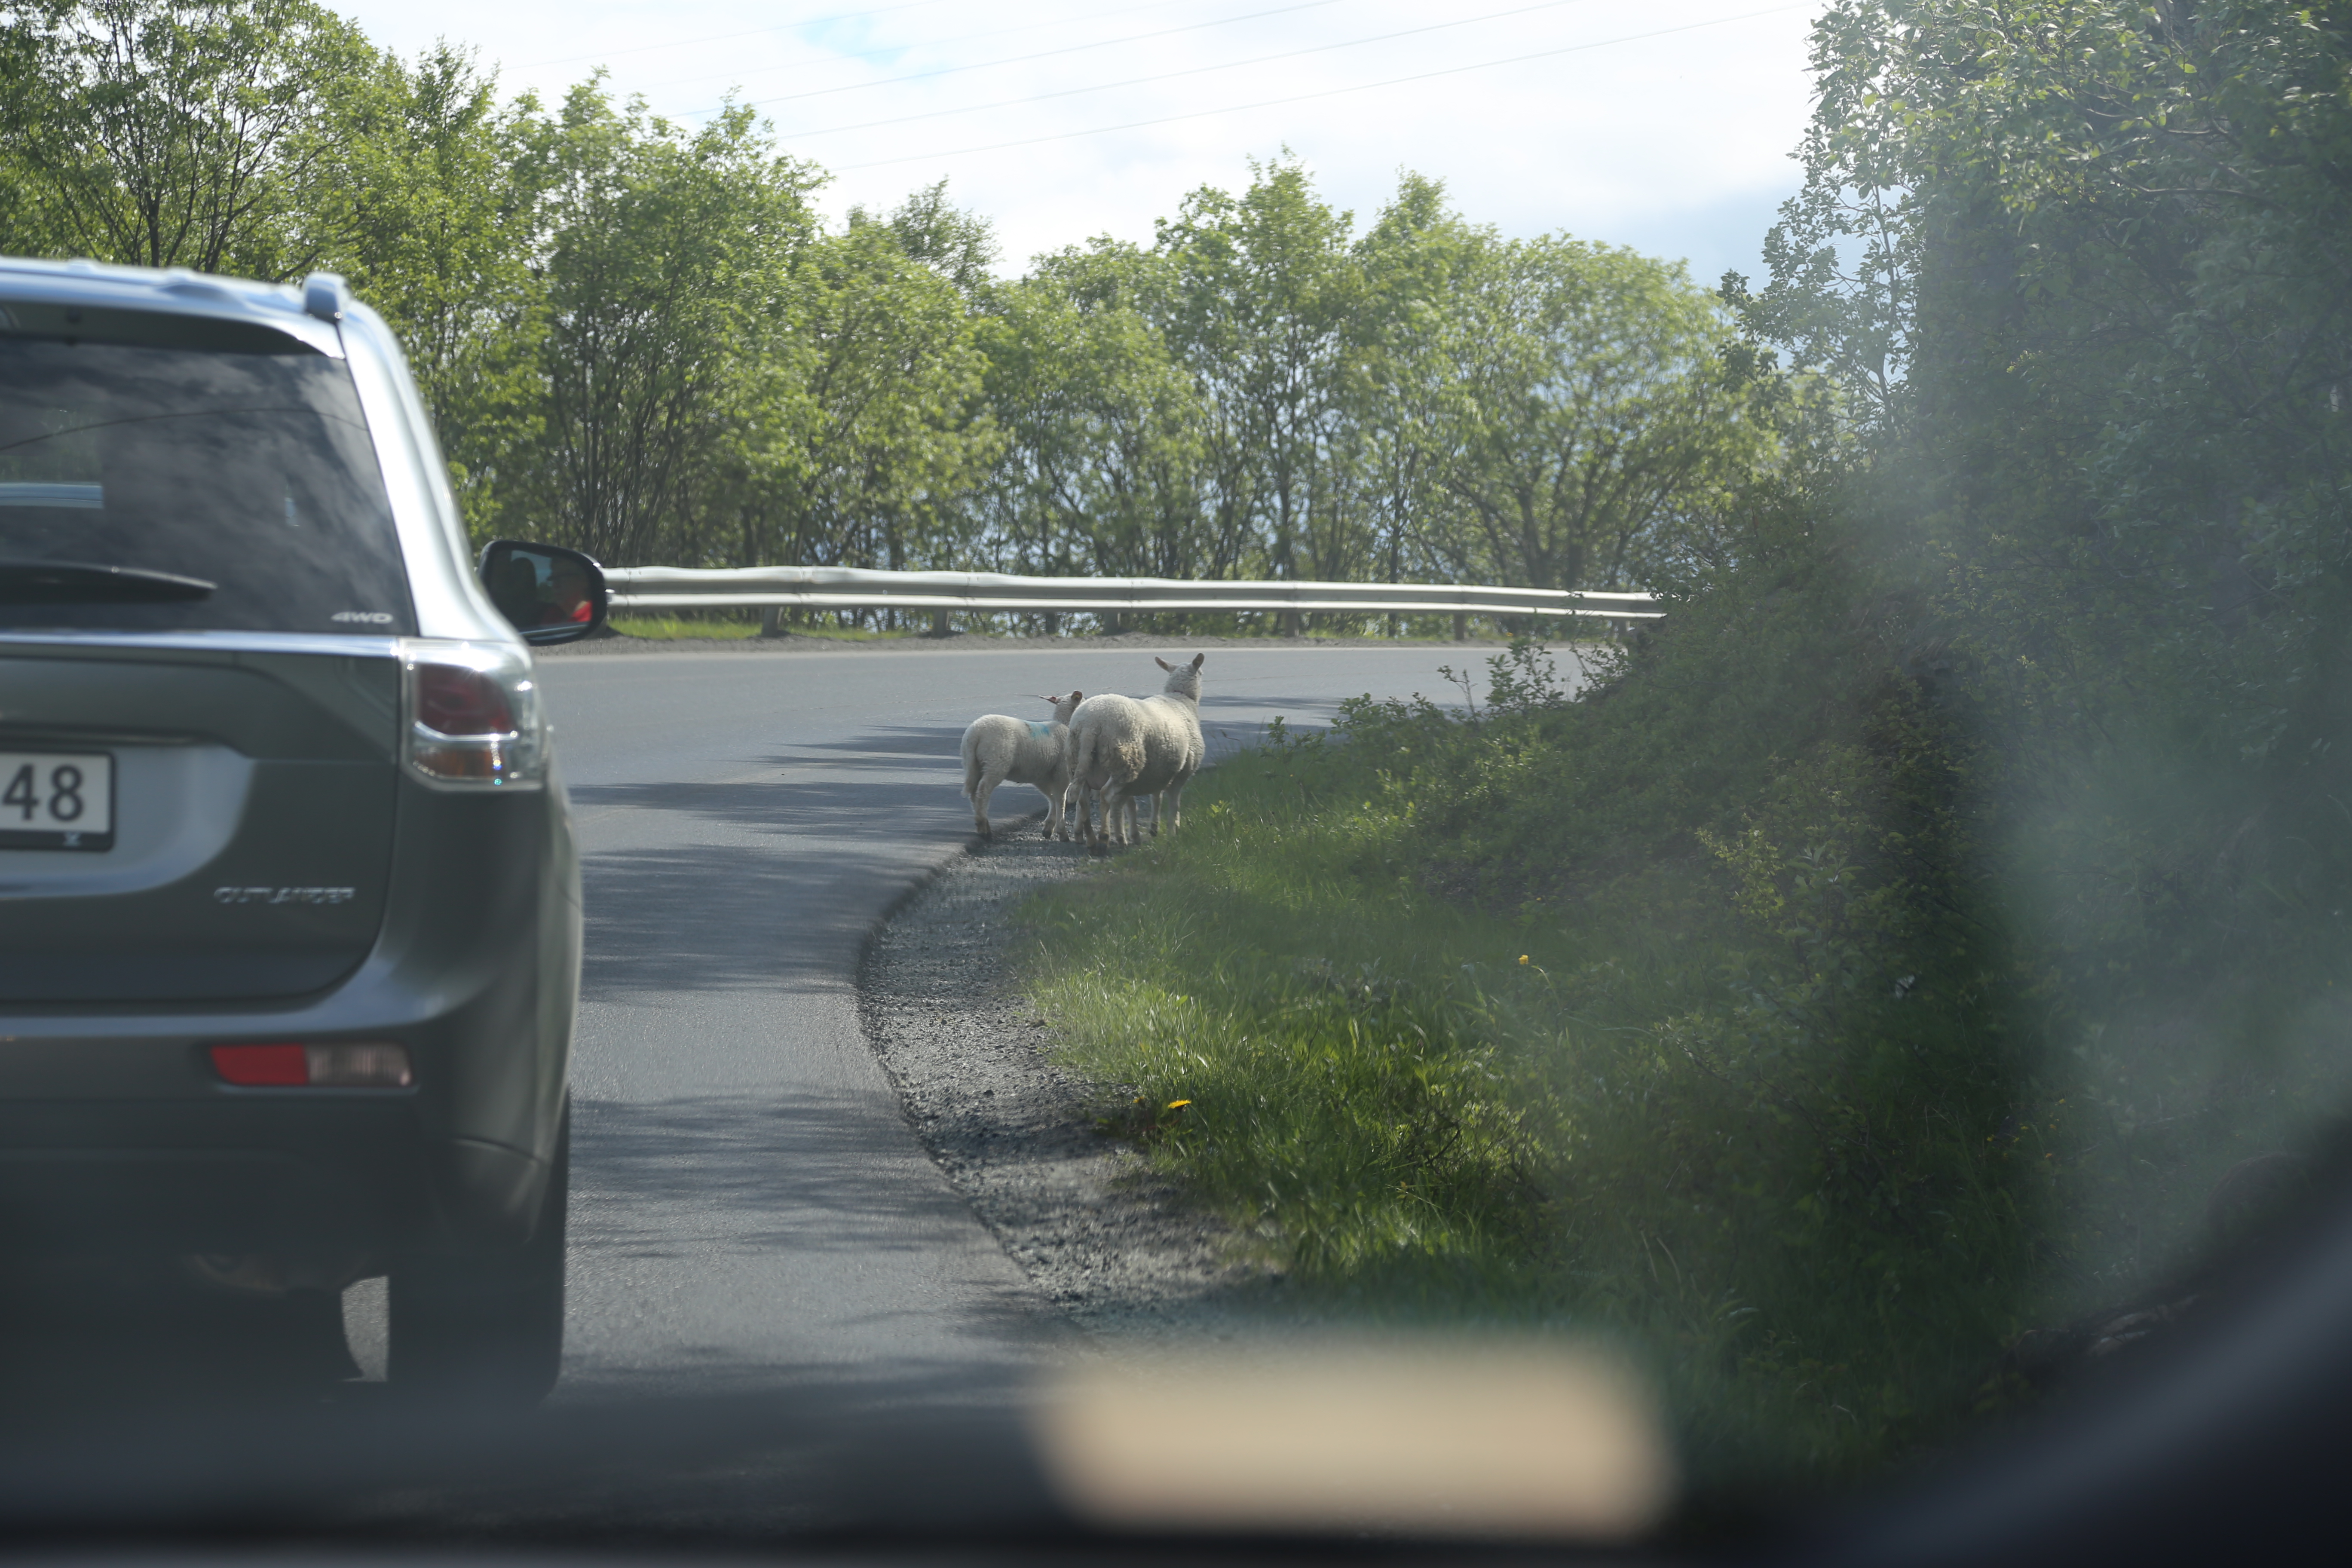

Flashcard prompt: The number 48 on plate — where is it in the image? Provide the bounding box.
[0,750,114,851]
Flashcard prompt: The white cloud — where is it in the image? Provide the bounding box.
[336,0,1827,286]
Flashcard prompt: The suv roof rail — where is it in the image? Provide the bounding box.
[302,272,349,324]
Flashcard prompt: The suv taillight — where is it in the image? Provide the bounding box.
[211,1043,413,1088]
[402,640,545,788]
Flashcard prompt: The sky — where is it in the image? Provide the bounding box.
[336,0,1833,288]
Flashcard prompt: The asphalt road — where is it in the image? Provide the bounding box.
[487,641,1480,1406]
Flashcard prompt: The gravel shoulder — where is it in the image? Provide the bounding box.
[856,815,1288,1341]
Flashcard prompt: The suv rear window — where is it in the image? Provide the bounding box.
[0,319,415,636]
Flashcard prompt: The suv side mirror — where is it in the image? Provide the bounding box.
[478,540,609,646]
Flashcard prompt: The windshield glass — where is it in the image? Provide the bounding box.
[0,329,413,636]
[10,0,2352,1556]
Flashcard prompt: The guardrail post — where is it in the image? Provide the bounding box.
[760,606,784,637]
[929,609,953,638]
[1452,612,1468,642]
[1282,609,1303,638]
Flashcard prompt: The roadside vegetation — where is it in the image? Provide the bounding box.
[606,616,764,642]
[1025,0,2352,1502]
[3,0,1763,635]
[604,612,917,642]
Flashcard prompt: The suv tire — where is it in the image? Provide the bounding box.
[386,1098,568,1405]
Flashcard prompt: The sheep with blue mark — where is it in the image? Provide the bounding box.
[959,691,1084,840]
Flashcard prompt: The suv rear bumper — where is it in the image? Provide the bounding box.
[0,783,579,1259]
[0,1083,554,1259]
[0,1098,431,1253]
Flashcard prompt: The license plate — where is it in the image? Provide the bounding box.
[0,750,113,850]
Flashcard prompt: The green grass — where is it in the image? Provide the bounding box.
[1016,747,1980,1498]
[609,616,764,640]
[608,614,919,642]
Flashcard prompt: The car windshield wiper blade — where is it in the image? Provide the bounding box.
[0,558,216,603]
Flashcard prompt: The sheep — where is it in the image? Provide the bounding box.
[1067,654,1206,854]
[960,691,1083,839]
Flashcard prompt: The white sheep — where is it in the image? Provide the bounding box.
[1067,655,1206,854]
[961,691,1084,839]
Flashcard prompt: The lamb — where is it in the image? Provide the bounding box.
[1067,654,1206,854]
[960,691,1083,839]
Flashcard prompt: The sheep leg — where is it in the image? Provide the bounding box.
[1042,773,1068,839]
[1085,783,1110,854]
[1094,781,1127,853]
[973,769,1006,838]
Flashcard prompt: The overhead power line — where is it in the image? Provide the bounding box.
[643,0,1349,102]
[833,3,1813,172]
[760,0,1600,138]
[515,0,952,69]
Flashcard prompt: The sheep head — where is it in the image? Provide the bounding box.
[1153,653,1205,700]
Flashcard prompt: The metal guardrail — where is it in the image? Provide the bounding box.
[604,565,1660,626]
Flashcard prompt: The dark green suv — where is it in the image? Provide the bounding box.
[0,257,603,1403]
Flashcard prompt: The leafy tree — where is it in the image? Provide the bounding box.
[0,0,371,276]
[1437,235,1764,593]
[1751,0,2352,1018]
[978,254,1209,585]
[1348,172,1487,594]
[314,43,546,537]
[864,177,997,297]
[515,83,816,566]
[738,214,999,578]
[1155,157,1364,585]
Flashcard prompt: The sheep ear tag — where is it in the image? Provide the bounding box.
[1029,721,1057,740]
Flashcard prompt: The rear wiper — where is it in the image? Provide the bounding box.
[0,558,215,603]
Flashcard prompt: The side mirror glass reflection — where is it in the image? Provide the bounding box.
[478,539,608,646]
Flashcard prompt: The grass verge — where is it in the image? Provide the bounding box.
[608,615,919,641]
[609,616,762,640]
[1018,749,1978,1500]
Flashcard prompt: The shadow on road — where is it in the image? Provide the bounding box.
[570,1091,1019,1263]
[0,1258,359,1429]
[0,1346,1063,1543]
